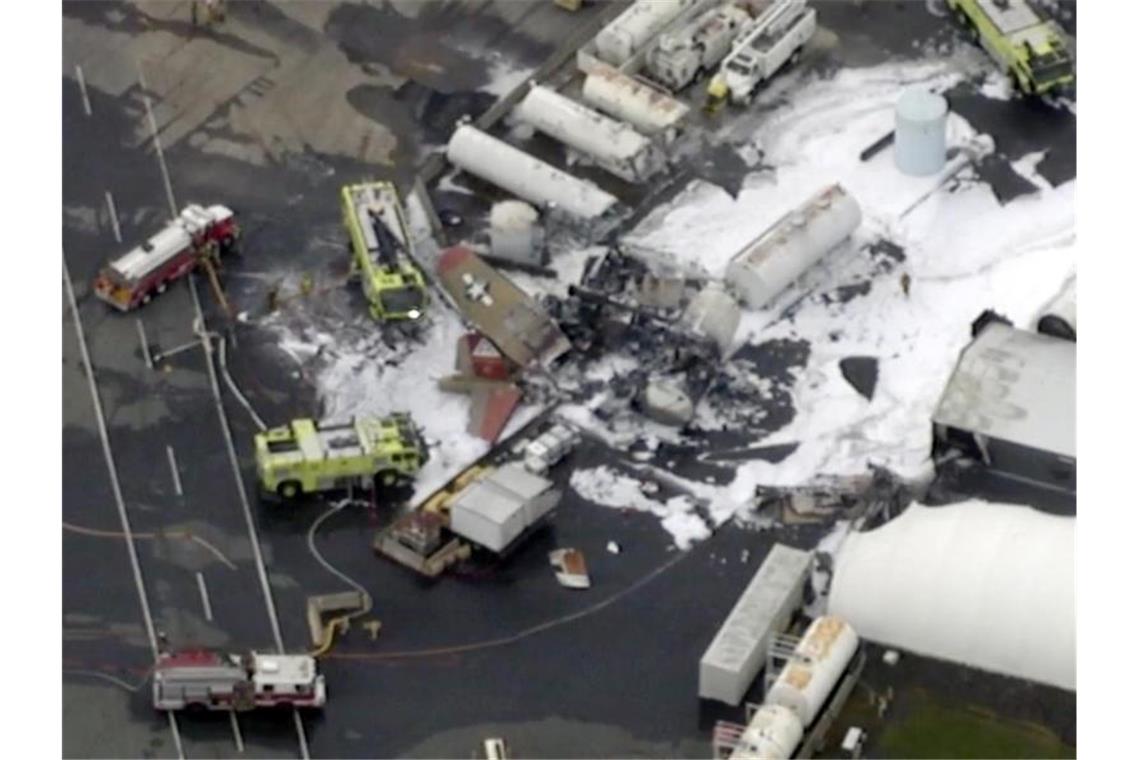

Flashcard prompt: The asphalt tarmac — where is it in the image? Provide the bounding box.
[62,2,1076,757]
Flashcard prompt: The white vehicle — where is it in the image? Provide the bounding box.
[708,0,817,105]
[595,0,694,67]
[647,4,751,91]
[523,423,579,475]
[152,650,326,712]
[514,85,665,183]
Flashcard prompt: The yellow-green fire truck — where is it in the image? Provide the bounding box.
[340,181,428,321]
[255,415,426,499]
[948,0,1074,96]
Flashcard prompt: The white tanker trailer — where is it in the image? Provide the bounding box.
[582,64,690,140]
[725,184,862,310]
[514,85,665,184]
[446,124,619,224]
[594,0,695,67]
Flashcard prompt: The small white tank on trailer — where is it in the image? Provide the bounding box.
[596,0,693,67]
[729,704,803,760]
[446,125,618,221]
[647,3,751,91]
[894,87,949,177]
[489,200,544,265]
[1035,275,1076,341]
[765,616,859,728]
[514,85,665,183]
[582,64,690,140]
[682,283,741,356]
[726,184,862,310]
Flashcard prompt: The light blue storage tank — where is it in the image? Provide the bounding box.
[894,88,948,177]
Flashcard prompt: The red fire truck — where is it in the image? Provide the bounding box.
[152,650,327,712]
[92,204,239,311]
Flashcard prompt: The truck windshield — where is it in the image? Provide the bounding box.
[1031,59,1073,86]
[380,286,425,318]
[726,61,752,76]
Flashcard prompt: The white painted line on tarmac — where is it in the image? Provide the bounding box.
[136,62,178,219]
[230,710,245,753]
[63,252,185,759]
[167,445,183,497]
[105,190,122,242]
[195,571,213,621]
[75,64,92,116]
[137,318,153,370]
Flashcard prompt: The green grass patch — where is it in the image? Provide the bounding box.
[878,691,1075,759]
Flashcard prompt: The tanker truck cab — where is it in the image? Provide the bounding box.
[255,415,426,500]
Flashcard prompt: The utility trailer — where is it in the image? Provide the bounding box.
[341,181,428,321]
[646,3,751,92]
[708,0,816,105]
[92,204,239,312]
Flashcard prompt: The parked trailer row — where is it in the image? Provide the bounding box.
[514,85,666,183]
[446,124,619,223]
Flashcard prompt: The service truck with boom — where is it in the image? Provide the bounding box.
[92,204,239,312]
[947,0,1074,96]
[255,415,426,500]
[341,181,428,322]
[707,0,816,106]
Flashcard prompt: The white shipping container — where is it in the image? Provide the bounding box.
[582,64,690,139]
[699,544,812,705]
[514,86,665,183]
[765,616,859,728]
[446,125,618,221]
[596,0,692,66]
[726,184,862,310]
[729,704,803,760]
[448,465,559,553]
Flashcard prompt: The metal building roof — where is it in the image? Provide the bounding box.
[932,321,1075,458]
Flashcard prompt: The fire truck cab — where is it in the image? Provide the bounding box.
[93,204,239,312]
[152,650,326,712]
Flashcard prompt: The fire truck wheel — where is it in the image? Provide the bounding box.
[156,281,167,294]
[221,235,236,253]
[375,470,399,489]
[186,702,206,714]
[277,481,301,500]
[141,292,152,305]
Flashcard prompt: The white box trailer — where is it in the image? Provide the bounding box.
[699,543,812,705]
[646,3,752,91]
[595,0,695,67]
[726,184,861,310]
[449,465,561,553]
[447,124,619,223]
[582,64,691,140]
[514,85,665,184]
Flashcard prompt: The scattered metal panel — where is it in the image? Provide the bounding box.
[932,320,1075,459]
[549,548,590,589]
[699,544,812,705]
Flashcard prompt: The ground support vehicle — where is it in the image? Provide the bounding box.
[341,181,428,321]
[255,415,426,500]
[948,0,1073,96]
[152,650,326,712]
[92,204,239,311]
[707,0,816,106]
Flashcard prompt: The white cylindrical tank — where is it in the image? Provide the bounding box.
[582,65,690,139]
[726,184,862,310]
[596,0,689,66]
[490,200,544,264]
[765,616,859,728]
[729,704,803,760]
[514,85,665,183]
[447,125,618,221]
[682,283,741,356]
[1036,276,1075,341]
[894,88,948,177]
